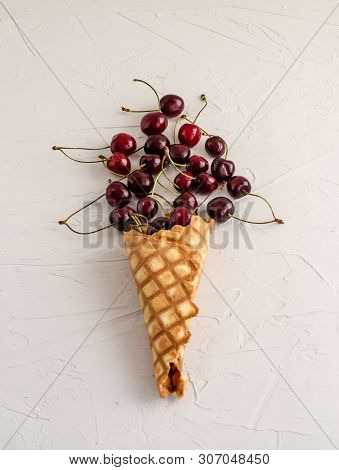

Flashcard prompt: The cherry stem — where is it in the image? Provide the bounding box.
[195,194,210,211]
[55,148,108,164]
[153,193,174,208]
[249,193,283,224]
[152,196,167,215]
[59,221,113,236]
[151,168,167,199]
[104,164,146,180]
[158,180,179,196]
[151,153,179,198]
[121,107,159,113]
[130,145,144,155]
[168,155,194,179]
[130,213,145,233]
[230,192,284,225]
[52,145,109,151]
[164,146,195,180]
[193,94,208,124]
[183,116,211,137]
[132,212,149,226]
[146,225,158,234]
[230,215,283,225]
[121,78,161,112]
[162,167,180,189]
[59,193,105,225]
[173,115,185,144]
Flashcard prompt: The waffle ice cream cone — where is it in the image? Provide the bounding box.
[124,215,213,398]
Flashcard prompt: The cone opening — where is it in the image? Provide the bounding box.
[169,362,180,392]
[159,361,186,398]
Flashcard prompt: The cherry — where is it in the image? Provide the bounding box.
[178,123,201,148]
[195,173,218,194]
[227,176,251,199]
[173,191,197,210]
[139,154,164,175]
[205,136,227,157]
[207,197,234,223]
[128,170,154,197]
[169,144,190,164]
[109,206,133,232]
[186,155,209,175]
[211,158,235,182]
[160,95,185,118]
[122,79,184,119]
[106,182,131,207]
[106,153,131,175]
[174,171,195,192]
[110,133,136,156]
[144,134,170,156]
[137,197,158,220]
[170,207,192,227]
[148,216,171,233]
[141,112,168,136]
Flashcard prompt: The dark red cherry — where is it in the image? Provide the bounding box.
[173,191,197,210]
[169,144,190,164]
[170,207,192,227]
[110,133,137,156]
[144,134,170,156]
[174,171,195,192]
[160,94,185,118]
[205,136,227,157]
[137,197,158,220]
[211,158,235,182]
[207,197,234,223]
[106,153,131,176]
[109,206,133,232]
[141,112,168,136]
[227,176,251,199]
[139,154,164,175]
[186,155,209,175]
[147,216,171,234]
[195,173,218,194]
[127,171,154,197]
[106,182,131,207]
[178,123,201,148]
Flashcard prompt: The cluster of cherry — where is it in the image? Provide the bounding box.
[55,79,282,235]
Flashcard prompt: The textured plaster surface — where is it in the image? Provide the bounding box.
[0,0,339,450]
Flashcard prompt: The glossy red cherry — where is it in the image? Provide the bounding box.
[173,191,197,210]
[106,153,131,176]
[144,134,170,156]
[169,144,190,164]
[109,206,133,232]
[139,154,164,175]
[160,94,185,118]
[195,173,218,194]
[127,171,154,197]
[207,197,234,223]
[205,136,227,157]
[147,216,171,234]
[227,176,251,199]
[170,207,192,227]
[141,112,168,136]
[106,182,131,207]
[110,133,137,156]
[174,171,195,192]
[137,197,158,220]
[211,158,235,182]
[186,155,209,175]
[178,123,201,148]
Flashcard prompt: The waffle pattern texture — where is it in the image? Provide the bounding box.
[124,215,213,398]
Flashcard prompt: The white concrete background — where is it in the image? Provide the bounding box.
[1,0,339,450]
